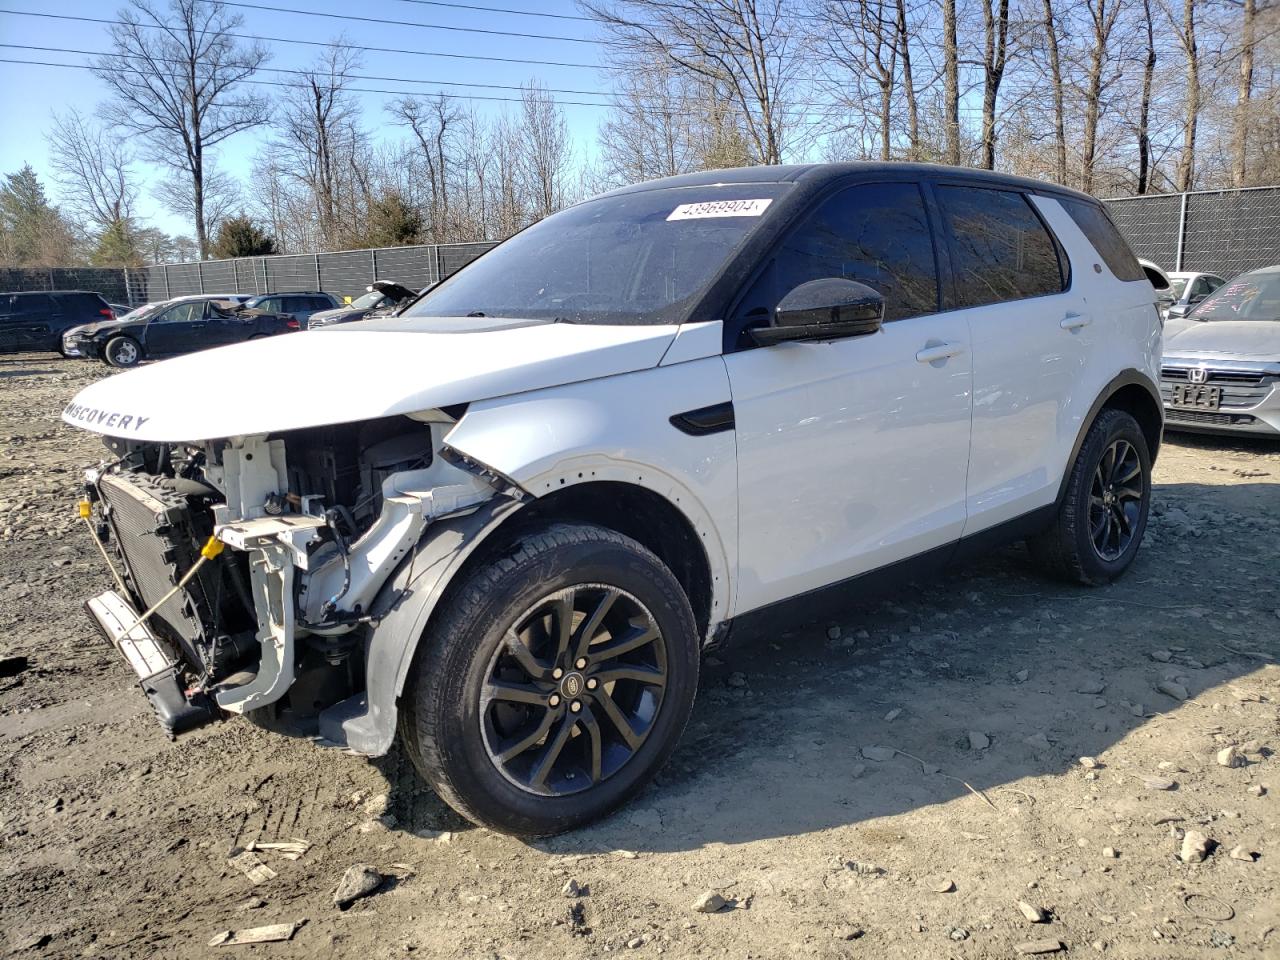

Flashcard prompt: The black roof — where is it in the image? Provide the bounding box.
[599,161,1096,204]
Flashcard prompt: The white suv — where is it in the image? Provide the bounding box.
[63,164,1163,836]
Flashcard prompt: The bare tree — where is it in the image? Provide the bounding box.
[1164,0,1201,191]
[597,58,707,184]
[1038,0,1068,183]
[1232,0,1257,185]
[46,109,138,231]
[155,164,240,239]
[519,81,575,219]
[582,0,797,165]
[391,93,461,242]
[1135,0,1158,192]
[1079,0,1124,192]
[277,42,365,247]
[979,0,1012,169]
[95,0,269,257]
[814,0,903,161]
[895,0,922,157]
[942,0,962,163]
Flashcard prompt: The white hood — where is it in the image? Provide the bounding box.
[62,320,682,442]
[1163,320,1280,362]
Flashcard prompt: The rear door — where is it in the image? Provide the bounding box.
[726,180,973,614]
[931,184,1085,535]
[10,293,57,350]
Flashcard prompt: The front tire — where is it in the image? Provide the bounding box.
[401,522,699,836]
[104,335,142,368]
[1029,408,1152,584]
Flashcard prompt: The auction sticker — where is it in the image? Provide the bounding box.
[667,198,773,221]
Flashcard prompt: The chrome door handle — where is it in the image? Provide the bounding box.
[915,341,965,364]
[1060,313,1092,330]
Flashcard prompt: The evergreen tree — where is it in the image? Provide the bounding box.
[0,164,77,266]
[363,192,423,248]
[91,217,144,267]
[210,215,277,259]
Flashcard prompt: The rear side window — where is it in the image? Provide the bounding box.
[938,186,1064,308]
[16,293,54,313]
[769,181,940,321]
[1057,197,1145,282]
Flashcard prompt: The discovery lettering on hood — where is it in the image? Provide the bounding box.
[63,402,150,433]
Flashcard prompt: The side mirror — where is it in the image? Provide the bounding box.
[752,278,885,346]
[1166,303,1193,319]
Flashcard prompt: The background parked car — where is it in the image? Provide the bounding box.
[0,290,114,355]
[1160,264,1280,437]
[241,291,339,328]
[62,294,292,367]
[1160,270,1227,318]
[61,295,250,358]
[307,280,419,329]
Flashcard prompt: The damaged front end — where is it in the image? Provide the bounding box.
[81,410,523,745]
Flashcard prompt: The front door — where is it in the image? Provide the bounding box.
[725,181,973,615]
[144,300,207,355]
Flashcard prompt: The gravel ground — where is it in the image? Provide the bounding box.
[1,351,1277,959]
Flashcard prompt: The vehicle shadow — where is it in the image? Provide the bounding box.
[0,367,61,378]
[375,480,1277,852]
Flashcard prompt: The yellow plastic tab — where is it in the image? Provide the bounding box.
[200,535,225,560]
[78,500,92,519]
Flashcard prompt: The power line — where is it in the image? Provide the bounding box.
[219,0,601,44]
[0,8,603,70]
[1,43,621,99]
[0,43,990,115]
[390,0,594,21]
[0,56,614,107]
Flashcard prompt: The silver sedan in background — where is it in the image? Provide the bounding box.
[1161,265,1280,437]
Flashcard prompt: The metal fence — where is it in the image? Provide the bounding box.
[6,186,1279,306]
[135,240,499,305]
[1105,184,1280,279]
[0,266,142,304]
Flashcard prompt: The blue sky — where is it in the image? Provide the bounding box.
[0,0,612,237]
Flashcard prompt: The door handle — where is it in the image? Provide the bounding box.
[915,341,965,364]
[1060,313,1092,330]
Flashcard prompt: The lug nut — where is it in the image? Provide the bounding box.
[575,657,588,669]
[552,668,563,679]
[586,678,598,690]
[570,701,582,713]
[549,694,561,707]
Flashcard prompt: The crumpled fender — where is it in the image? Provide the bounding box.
[317,495,524,755]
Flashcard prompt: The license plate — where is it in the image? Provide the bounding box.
[1170,383,1221,410]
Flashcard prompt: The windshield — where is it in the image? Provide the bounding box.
[349,291,386,309]
[399,185,789,326]
[1190,271,1280,322]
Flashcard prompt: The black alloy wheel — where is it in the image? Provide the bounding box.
[1088,438,1143,561]
[480,584,667,797]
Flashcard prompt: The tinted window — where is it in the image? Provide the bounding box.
[15,294,54,314]
[1190,270,1280,322]
[939,187,1064,307]
[769,182,939,321]
[1058,197,1144,282]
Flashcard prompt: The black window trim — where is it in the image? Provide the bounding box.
[721,174,947,352]
[930,179,1074,310]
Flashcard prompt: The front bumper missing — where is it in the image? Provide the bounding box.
[85,589,215,737]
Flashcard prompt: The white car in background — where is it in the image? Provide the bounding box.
[62,163,1163,836]
[1161,270,1228,319]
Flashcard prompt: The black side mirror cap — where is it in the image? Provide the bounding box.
[752,278,885,346]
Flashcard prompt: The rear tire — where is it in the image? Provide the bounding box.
[400,522,699,836]
[104,335,142,368]
[1029,408,1151,584]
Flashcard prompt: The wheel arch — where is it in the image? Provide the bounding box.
[1056,369,1162,505]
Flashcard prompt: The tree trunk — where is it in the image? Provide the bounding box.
[1040,0,1067,184]
[896,0,920,158]
[1232,0,1256,186]
[980,0,1009,170]
[1081,0,1110,194]
[1137,0,1156,193]
[943,0,960,164]
[1175,0,1199,192]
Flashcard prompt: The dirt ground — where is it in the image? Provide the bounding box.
[1,351,1276,960]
